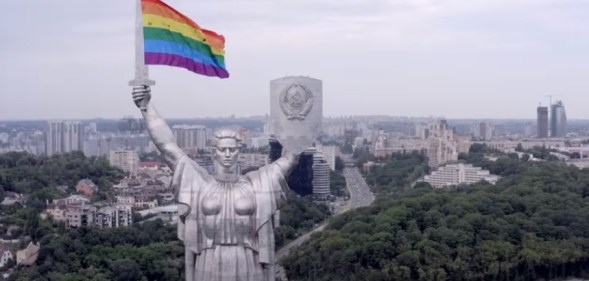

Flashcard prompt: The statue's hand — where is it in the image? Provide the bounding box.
[132,85,151,110]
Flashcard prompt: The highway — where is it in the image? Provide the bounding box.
[343,166,375,209]
[275,158,374,280]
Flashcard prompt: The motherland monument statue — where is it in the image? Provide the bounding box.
[129,1,319,280]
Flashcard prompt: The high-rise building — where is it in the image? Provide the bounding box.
[426,119,458,168]
[172,125,208,150]
[46,121,82,156]
[317,145,336,171]
[537,106,549,138]
[550,101,567,138]
[312,150,331,200]
[109,150,140,173]
[473,122,494,141]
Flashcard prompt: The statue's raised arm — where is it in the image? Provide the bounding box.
[132,86,185,169]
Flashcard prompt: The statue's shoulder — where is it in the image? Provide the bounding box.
[175,156,214,183]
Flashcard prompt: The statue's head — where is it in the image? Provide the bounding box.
[212,128,241,169]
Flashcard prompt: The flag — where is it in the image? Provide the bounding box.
[141,0,229,78]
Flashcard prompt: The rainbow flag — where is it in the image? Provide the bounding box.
[141,0,229,78]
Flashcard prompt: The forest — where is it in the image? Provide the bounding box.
[282,147,589,281]
[0,151,332,280]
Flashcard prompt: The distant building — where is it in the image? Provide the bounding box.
[16,242,39,266]
[238,153,269,171]
[318,145,337,171]
[172,125,207,150]
[46,121,83,156]
[311,150,331,200]
[65,203,97,228]
[473,122,495,141]
[537,106,549,138]
[426,120,458,168]
[423,163,500,188]
[110,149,140,173]
[250,137,269,148]
[117,116,145,132]
[44,202,67,222]
[75,179,98,197]
[0,245,14,268]
[550,101,567,138]
[96,205,133,229]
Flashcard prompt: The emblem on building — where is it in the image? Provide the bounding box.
[279,83,314,120]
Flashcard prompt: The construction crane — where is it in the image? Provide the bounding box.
[545,95,562,107]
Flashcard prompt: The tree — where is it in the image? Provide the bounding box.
[110,259,143,281]
[335,156,345,172]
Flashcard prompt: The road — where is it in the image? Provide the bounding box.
[276,160,374,280]
[343,167,375,209]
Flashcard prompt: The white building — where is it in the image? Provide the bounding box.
[473,122,495,141]
[314,144,337,171]
[423,163,500,188]
[250,137,270,148]
[46,121,82,156]
[172,125,207,150]
[96,205,133,228]
[110,149,140,173]
[238,153,269,170]
[426,120,458,168]
[312,150,331,200]
[0,245,14,268]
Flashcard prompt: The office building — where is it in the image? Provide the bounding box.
[46,121,83,156]
[426,119,458,168]
[311,149,331,200]
[423,163,500,188]
[110,149,140,173]
[537,106,549,138]
[172,125,208,150]
[473,122,495,141]
[96,205,133,229]
[550,101,567,138]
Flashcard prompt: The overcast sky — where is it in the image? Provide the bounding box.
[1,0,588,120]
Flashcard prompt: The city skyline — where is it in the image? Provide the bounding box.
[2,0,589,120]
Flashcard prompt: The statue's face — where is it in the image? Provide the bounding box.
[213,138,239,168]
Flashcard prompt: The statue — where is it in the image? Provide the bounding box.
[132,86,300,281]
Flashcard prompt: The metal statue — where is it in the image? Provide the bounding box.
[132,86,299,281]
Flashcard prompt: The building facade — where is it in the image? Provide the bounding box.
[46,121,83,156]
[110,149,140,173]
[550,101,567,138]
[172,125,208,150]
[423,163,500,188]
[96,205,133,229]
[311,149,331,200]
[537,106,549,138]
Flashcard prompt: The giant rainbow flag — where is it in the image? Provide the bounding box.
[141,0,229,78]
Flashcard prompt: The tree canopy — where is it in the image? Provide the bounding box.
[282,150,589,281]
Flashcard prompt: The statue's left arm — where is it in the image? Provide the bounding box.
[273,150,299,177]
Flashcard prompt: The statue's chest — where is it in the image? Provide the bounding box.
[200,181,257,245]
[200,181,256,217]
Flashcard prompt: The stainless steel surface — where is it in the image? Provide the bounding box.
[269,76,322,155]
[133,87,300,281]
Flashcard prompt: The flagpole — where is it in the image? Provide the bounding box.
[129,0,155,89]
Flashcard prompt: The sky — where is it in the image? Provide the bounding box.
[1,0,589,120]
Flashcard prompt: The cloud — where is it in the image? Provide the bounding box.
[2,0,589,119]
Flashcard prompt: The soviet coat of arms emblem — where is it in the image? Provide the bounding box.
[279,83,314,120]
